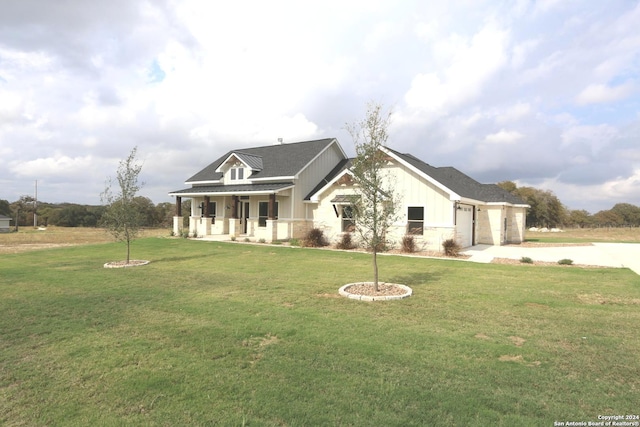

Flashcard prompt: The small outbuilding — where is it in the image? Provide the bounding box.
[0,214,12,233]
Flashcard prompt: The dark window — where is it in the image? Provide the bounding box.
[258,201,278,227]
[238,168,244,179]
[208,201,216,224]
[342,205,355,232]
[230,168,236,180]
[407,206,424,235]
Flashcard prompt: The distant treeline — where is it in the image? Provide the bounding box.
[498,181,640,228]
[0,197,191,229]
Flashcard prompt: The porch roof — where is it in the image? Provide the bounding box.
[169,182,294,197]
[330,194,359,204]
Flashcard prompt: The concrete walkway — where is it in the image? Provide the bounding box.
[461,243,640,276]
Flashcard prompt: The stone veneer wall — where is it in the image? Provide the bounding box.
[291,219,313,240]
[475,207,503,245]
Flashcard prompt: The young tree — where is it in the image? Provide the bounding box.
[346,102,400,291]
[100,147,144,263]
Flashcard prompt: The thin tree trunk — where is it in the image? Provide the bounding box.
[126,226,131,264]
[373,249,379,291]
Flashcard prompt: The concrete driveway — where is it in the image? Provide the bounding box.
[461,243,640,276]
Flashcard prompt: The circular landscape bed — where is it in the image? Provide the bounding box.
[339,282,412,301]
[103,260,150,268]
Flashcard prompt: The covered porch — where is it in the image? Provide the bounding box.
[169,183,296,242]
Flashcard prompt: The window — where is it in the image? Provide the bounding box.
[230,167,244,181]
[208,201,216,224]
[342,205,355,232]
[258,201,278,227]
[407,206,424,235]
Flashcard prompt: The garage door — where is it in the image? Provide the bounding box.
[457,206,474,248]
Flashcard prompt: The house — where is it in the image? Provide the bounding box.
[169,138,528,250]
[0,214,11,233]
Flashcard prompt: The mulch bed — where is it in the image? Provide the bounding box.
[103,260,150,268]
[343,282,409,297]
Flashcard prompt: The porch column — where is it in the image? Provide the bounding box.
[175,196,182,216]
[268,193,276,219]
[231,196,239,219]
[204,196,210,217]
[228,195,239,237]
[173,196,182,235]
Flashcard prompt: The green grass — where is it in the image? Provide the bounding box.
[1,238,639,426]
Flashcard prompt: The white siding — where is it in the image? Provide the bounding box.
[311,159,459,250]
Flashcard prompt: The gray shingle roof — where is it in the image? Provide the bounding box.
[386,148,526,205]
[186,138,336,183]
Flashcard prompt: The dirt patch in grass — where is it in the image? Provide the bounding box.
[525,302,550,309]
[499,354,524,363]
[316,293,341,299]
[509,336,526,347]
[577,293,640,305]
[0,243,76,254]
[0,227,168,254]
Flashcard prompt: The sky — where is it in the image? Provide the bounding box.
[1,0,639,214]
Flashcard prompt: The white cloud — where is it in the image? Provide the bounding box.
[561,124,618,155]
[533,0,568,15]
[404,24,509,115]
[0,89,24,123]
[10,154,94,178]
[484,129,523,144]
[576,82,635,105]
[603,168,640,200]
[529,168,640,212]
[494,102,532,123]
[510,38,540,69]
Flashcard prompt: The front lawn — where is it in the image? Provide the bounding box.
[1,238,638,426]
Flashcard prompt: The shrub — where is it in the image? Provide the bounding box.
[558,258,574,265]
[244,238,250,242]
[289,238,301,247]
[336,233,355,250]
[303,228,329,247]
[258,238,266,243]
[230,235,236,241]
[442,239,461,257]
[520,256,533,264]
[401,235,416,253]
